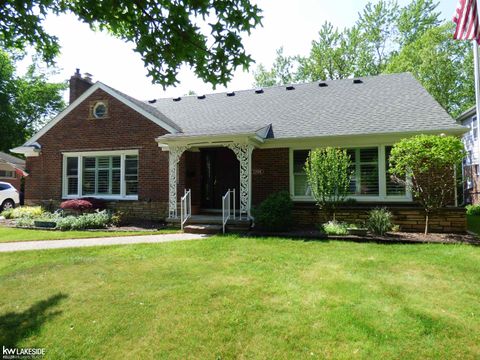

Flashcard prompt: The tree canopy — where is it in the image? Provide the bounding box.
[0,50,66,153]
[0,0,263,88]
[253,0,473,117]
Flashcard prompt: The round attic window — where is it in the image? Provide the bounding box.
[93,102,107,118]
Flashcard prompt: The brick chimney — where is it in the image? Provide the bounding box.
[69,68,93,104]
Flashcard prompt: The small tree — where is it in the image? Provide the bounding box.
[305,147,353,221]
[389,135,465,234]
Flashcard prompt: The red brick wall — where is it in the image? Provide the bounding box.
[251,148,290,205]
[25,88,170,207]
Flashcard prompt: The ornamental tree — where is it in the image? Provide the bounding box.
[389,135,465,234]
[0,0,263,88]
[304,147,352,221]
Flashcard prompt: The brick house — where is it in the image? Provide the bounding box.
[12,70,468,232]
[0,151,26,193]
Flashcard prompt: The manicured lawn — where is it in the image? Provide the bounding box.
[467,214,480,235]
[0,236,478,359]
[0,226,177,243]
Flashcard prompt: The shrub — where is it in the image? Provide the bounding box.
[60,198,106,213]
[304,147,352,221]
[319,221,349,235]
[466,204,480,216]
[252,191,293,231]
[1,206,44,219]
[367,208,393,235]
[56,210,112,231]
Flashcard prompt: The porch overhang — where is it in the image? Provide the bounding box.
[157,126,270,220]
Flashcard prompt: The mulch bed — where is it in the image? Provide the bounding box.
[246,229,480,245]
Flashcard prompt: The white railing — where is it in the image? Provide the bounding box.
[180,189,191,230]
[222,188,236,234]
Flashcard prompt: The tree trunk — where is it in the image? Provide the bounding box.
[424,213,429,235]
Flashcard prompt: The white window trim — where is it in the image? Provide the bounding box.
[62,149,139,200]
[289,145,412,203]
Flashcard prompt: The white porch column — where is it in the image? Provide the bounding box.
[168,145,188,218]
[226,143,254,218]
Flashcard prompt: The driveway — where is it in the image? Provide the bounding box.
[0,233,208,252]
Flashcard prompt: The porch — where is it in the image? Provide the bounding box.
[158,127,271,232]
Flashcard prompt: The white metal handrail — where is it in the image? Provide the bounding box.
[180,189,191,230]
[222,188,236,233]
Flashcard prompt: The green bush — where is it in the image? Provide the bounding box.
[466,204,480,216]
[319,221,350,235]
[366,208,393,235]
[252,191,293,231]
[1,206,44,219]
[56,210,112,231]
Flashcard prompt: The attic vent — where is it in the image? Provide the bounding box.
[255,89,264,94]
[148,99,157,104]
[286,85,295,90]
[227,91,235,97]
[318,82,328,87]
[173,97,181,102]
[197,95,206,100]
[353,79,363,84]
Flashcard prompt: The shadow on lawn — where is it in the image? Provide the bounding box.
[0,293,68,347]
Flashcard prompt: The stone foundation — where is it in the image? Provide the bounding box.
[292,203,467,233]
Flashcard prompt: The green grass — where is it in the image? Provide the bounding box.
[0,227,177,243]
[467,214,480,235]
[0,236,479,359]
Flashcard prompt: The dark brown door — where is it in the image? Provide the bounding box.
[201,148,240,209]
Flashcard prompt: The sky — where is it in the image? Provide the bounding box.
[30,0,457,101]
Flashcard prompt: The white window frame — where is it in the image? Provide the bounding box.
[289,145,412,202]
[62,149,139,200]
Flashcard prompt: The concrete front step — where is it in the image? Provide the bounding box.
[184,224,223,234]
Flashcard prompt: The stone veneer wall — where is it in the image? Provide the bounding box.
[292,203,467,233]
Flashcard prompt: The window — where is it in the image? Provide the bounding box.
[473,116,478,140]
[293,150,310,196]
[63,151,138,199]
[82,156,121,195]
[347,148,379,196]
[0,170,15,178]
[66,157,78,195]
[385,146,405,196]
[0,183,11,191]
[92,101,108,119]
[291,145,410,201]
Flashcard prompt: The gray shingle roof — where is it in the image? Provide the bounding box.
[148,72,465,139]
[0,151,25,170]
[103,84,182,132]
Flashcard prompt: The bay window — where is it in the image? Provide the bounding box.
[63,150,138,199]
[292,145,410,201]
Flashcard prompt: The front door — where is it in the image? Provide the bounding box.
[201,148,240,209]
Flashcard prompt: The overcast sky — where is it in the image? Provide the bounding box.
[32,0,456,101]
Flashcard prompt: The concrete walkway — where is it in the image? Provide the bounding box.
[0,233,208,252]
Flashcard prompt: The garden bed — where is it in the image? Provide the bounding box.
[247,229,480,245]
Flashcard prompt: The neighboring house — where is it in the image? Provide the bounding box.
[12,70,467,232]
[458,106,480,204]
[0,151,27,192]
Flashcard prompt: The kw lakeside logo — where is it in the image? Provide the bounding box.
[2,346,45,359]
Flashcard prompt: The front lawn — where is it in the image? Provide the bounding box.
[0,227,176,243]
[0,236,478,359]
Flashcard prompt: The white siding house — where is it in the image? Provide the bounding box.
[458,106,480,203]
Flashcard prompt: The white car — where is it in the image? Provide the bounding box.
[0,182,20,211]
